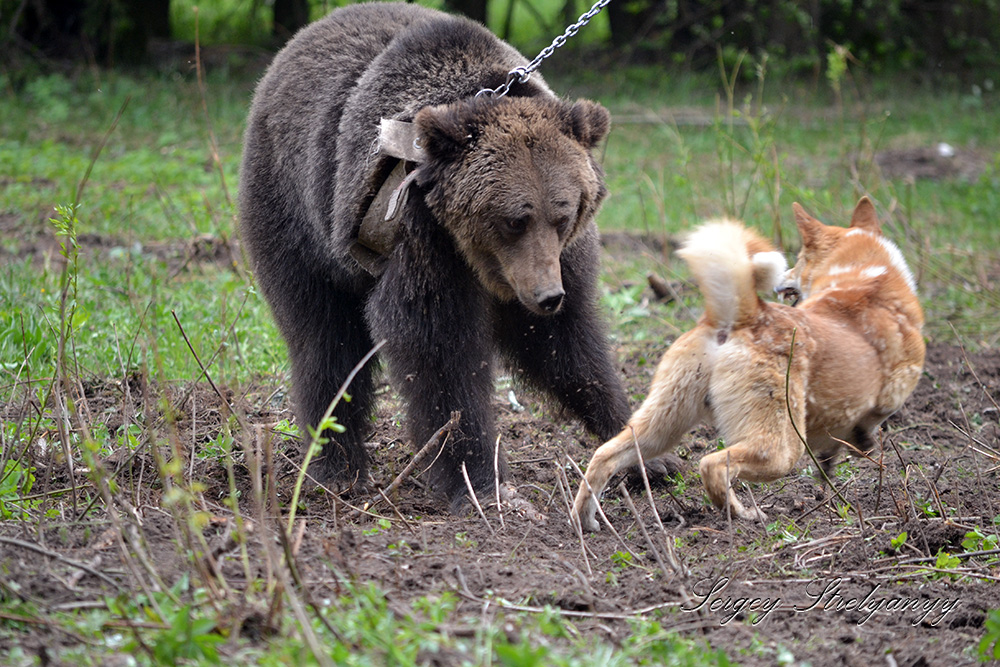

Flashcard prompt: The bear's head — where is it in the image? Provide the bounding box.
[414,96,610,315]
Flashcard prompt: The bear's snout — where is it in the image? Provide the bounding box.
[535,287,565,313]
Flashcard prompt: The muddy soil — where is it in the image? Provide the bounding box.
[1,244,998,666]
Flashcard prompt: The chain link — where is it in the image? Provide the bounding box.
[476,0,612,99]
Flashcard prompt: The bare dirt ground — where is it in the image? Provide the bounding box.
[1,236,998,666]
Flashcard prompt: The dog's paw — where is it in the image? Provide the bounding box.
[570,498,601,533]
[734,504,768,523]
[572,511,600,533]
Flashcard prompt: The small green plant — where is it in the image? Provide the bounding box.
[767,520,801,545]
[0,460,36,519]
[601,282,650,330]
[914,497,939,518]
[454,531,478,549]
[670,471,688,494]
[890,531,908,552]
[106,580,224,665]
[610,550,634,571]
[980,609,1000,662]
[915,549,964,581]
[273,418,300,439]
[962,528,999,553]
[363,517,392,536]
[144,603,225,665]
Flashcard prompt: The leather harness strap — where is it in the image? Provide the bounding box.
[350,119,428,276]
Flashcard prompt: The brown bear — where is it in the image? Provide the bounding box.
[238,2,628,507]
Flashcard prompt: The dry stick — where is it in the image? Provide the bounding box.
[627,427,689,576]
[724,450,734,544]
[913,464,948,521]
[0,610,92,644]
[875,432,886,514]
[0,536,119,589]
[961,423,999,520]
[493,434,505,530]
[460,462,495,536]
[248,426,276,592]
[564,455,641,562]
[171,310,248,432]
[552,461,593,577]
[950,322,1000,414]
[290,340,387,532]
[885,435,919,523]
[782,328,862,531]
[192,6,231,206]
[277,450,398,523]
[741,484,768,539]
[377,488,418,535]
[276,521,350,650]
[368,411,460,508]
[617,483,671,578]
[266,522,334,667]
[453,586,694,622]
[170,290,252,414]
[627,426,668,534]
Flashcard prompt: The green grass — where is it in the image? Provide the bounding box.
[2,45,1000,665]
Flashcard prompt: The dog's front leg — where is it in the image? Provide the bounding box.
[571,329,712,532]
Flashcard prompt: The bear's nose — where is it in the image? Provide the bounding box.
[537,290,565,313]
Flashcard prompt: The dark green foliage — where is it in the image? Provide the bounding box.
[598,0,1000,76]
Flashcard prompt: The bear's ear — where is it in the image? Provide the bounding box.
[414,104,476,162]
[560,100,610,149]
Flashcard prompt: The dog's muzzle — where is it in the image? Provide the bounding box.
[775,284,802,306]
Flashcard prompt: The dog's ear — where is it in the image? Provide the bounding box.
[560,100,611,149]
[849,196,881,234]
[792,202,824,247]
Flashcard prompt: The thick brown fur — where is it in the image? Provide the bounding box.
[571,198,925,529]
[238,3,628,507]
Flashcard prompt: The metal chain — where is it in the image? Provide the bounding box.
[476,0,613,98]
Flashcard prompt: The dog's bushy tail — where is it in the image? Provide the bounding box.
[677,220,786,329]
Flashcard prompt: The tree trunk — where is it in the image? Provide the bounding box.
[148,0,171,39]
[444,0,488,25]
[273,0,310,41]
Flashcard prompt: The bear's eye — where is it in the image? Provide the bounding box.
[505,215,530,236]
[554,216,572,235]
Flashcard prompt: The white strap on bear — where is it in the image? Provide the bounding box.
[377,119,427,163]
[351,119,427,276]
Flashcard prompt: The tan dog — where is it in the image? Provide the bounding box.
[572,198,925,528]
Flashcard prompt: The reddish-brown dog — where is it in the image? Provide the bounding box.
[572,198,925,528]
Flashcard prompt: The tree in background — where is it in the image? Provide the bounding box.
[444,0,488,25]
[273,0,310,40]
[2,0,998,77]
[2,0,165,64]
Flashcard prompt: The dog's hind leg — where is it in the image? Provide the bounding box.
[698,351,808,521]
[571,329,713,532]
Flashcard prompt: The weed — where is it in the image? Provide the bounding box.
[0,460,35,519]
[363,518,393,537]
[454,531,478,549]
[610,549,634,571]
[980,609,1000,662]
